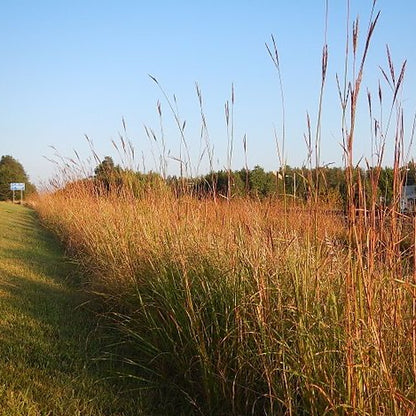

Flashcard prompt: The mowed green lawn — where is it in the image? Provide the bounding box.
[0,202,142,416]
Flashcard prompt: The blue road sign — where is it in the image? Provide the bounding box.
[10,183,25,191]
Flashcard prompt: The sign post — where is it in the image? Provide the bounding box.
[10,183,25,204]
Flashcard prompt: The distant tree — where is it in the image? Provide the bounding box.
[378,167,394,204]
[321,167,346,205]
[93,156,167,197]
[130,170,165,197]
[94,156,119,192]
[214,171,230,197]
[94,156,116,178]
[0,155,36,201]
[249,165,276,197]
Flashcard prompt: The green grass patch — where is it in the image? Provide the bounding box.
[0,202,143,416]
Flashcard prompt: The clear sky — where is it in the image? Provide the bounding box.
[1,0,415,186]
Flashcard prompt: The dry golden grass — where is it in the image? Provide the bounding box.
[32,180,416,415]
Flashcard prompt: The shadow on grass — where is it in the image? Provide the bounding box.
[0,204,143,415]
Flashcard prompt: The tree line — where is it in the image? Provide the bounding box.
[0,153,409,207]
[92,156,410,208]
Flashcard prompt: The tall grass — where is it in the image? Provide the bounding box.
[33,1,416,414]
[35,179,415,415]
[36,186,351,415]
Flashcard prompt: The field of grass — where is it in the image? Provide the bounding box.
[33,182,416,415]
[0,202,144,416]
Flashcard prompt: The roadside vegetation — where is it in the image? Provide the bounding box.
[33,162,416,415]
[30,1,416,415]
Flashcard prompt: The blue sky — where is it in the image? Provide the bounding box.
[1,1,415,186]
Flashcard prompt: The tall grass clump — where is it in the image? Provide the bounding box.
[337,3,415,415]
[36,183,349,415]
[33,1,416,415]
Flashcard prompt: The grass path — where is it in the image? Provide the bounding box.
[0,202,142,416]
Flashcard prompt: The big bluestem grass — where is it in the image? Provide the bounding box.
[36,186,350,415]
[34,170,416,415]
[32,1,416,414]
